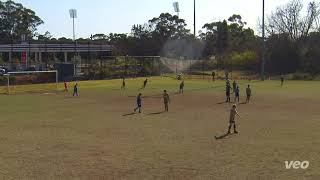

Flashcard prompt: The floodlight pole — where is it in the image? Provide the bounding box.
[69,9,78,76]
[72,17,75,42]
[194,0,196,37]
[261,0,266,80]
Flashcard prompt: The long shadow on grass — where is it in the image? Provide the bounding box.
[217,101,228,104]
[215,132,237,140]
[127,95,162,99]
[146,111,166,115]
[122,112,137,116]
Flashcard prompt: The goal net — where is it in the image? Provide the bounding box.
[0,70,58,94]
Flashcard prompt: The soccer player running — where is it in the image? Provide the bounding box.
[134,93,142,113]
[163,90,170,112]
[64,81,68,92]
[179,80,184,94]
[234,86,240,103]
[121,77,126,90]
[142,78,148,89]
[73,83,78,96]
[227,104,241,134]
[246,85,252,103]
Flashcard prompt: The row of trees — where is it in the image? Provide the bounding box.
[0,0,320,75]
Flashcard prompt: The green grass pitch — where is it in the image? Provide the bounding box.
[0,77,319,179]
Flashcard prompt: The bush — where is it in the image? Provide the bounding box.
[0,76,7,86]
[286,73,314,80]
[229,50,259,70]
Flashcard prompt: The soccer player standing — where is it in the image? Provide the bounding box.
[163,90,170,112]
[73,83,78,96]
[246,85,252,103]
[134,93,142,113]
[227,104,241,134]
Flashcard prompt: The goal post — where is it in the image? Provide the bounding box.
[3,70,59,94]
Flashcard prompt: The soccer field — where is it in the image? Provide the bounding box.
[0,77,319,179]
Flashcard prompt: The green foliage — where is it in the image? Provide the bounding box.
[0,0,319,77]
[200,15,256,58]
[228,50,259,70]
[266,34,301,74]
[0,55,4,64]
[0,76,7,86]
[0,0,43,42]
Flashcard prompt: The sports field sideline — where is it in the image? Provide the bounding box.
[0,77,319,179]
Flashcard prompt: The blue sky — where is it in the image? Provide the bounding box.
[15,0,311,38]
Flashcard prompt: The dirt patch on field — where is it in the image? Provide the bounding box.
[0,84,319,179]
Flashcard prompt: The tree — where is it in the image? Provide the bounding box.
[267,34,300,74]
[92,33,107,40]
[36,31,52,41]
[108,33,129,55]
[299,32,320,74]
[227,14,255,51]
[301,1,320,37]
[0,0,43,42]
[148,13,190,41]
[129,13,191,57]
[57,37,73,43]
[266,0,320,39]
[200,20,229,57]
[131,24,151,39]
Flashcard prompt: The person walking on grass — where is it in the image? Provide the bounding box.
[142,78,148,89]
[232,80,237,93]
[64,81,68,92]
[227,104,241,134]
[234,86,240,103]
[73,83,78,96]
[281,76,284,87]
[246,85,252,103]
[121,77,126,90]
[163,90,170,112]
[212,71,216,81]
[134,93,142,113]
[226,83,231,103]
[179,80,184,94]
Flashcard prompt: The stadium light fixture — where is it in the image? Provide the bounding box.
[173,2,180,17]
[69,9,77,41]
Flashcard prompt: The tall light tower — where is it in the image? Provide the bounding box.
[173,2,180,74]
[69,9,78,75]
[69,9,77,42]
[194,0,196,37]
[261,0,266,80]
[173,2,180,17]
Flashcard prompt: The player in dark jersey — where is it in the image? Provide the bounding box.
[134,93,142,113]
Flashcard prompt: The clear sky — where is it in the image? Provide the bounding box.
[14,0,311,38]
